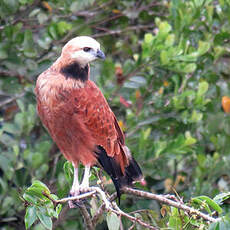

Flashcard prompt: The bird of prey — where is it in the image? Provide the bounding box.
[35,36,143,206]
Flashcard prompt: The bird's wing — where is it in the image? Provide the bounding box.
[71,80,125,158]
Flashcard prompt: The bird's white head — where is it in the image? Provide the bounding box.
[61,36,105,67]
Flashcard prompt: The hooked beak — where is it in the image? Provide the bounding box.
[96,49,106,60]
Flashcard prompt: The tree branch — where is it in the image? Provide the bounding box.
[111,201,159,230]
[79,205,94,230]
[45,185,221,229]
[0,92,25,108]
[92,25,153,38]
[54,191,96,204]
[122,187,221,223]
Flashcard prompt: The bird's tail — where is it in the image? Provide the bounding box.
[95,145,143,203]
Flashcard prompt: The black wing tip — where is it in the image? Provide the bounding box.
[95,146,143,204]
[120,156,143,187]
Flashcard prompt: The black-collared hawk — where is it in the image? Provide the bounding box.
[35,36,143,207]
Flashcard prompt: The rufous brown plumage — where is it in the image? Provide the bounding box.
[35,36,143,206]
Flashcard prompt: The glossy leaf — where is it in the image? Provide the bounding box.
[25,206,37,229]
[106,212,120,230]
[36,207,52,230]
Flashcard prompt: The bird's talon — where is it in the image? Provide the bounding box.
[68,188,90,208]
[79,187,89,194]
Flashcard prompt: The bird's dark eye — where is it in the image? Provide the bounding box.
[83,47,91,52]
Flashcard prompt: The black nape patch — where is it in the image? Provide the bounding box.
[61,62,88,82]
[95,145,143,204]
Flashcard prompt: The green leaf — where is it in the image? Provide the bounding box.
[124,76,146,88]
[17,99,25,112]
[129,76,147,85]
[0,44,8,59]
[32,180,50,194]
[155,141,167,157]
[192,196,222,214]
[197,81,209,96]
[165,34,175,46]
[57,21,72,35]
[36,207,52,230]
[55,204,62,216]
[2,0,19,14]
[0,154,11,174]
[23,193,37,205]
[209,219,230,230]
[14,113,24,133]
[159,21,172,36]
[197,41,210,55]
[184,131,197,146]
[168,207,182,229]
[31,152,44,169]
[160,50,169,65]
[143,128,151,140]
[70,0,95,12]
[144,33,154,44]
[25,180,51,200]
[214,192,230,205]
[37,35,52,49]
[183,63,197,73]
[48,24,58,40]
[63,161,74,185]
[173,63,197,73]
[106,212,120,230]
[23,29,36,57]
[137,116,161,126]
[173,52,198,62]
[90,197,98,217]
[25,206,37,229]
[190,110,203,123]
[37,12,48,24]
[191,197,212,214]
[25,188,44,199]
[208,222,220,230]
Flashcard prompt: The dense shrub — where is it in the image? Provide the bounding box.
[1,0,230,229]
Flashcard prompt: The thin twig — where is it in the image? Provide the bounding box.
[54,191,96,204]
[53,205,69,229]
[44,190,95,229]
[92,203,106,226]
[92,192,117,226]
[122,187,221,223]
[92,25,153,38]
[45,185,221,228]
[86,186,111,209]
[0,92,25,108]
[79,205,94,230]
[112,202,159,230]
[50,187,160,229]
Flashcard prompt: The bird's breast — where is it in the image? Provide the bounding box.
[36,72,86,107]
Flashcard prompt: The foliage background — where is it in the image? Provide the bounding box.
[1,0,230,229]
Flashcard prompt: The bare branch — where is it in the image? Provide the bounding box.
[122,187,221,223]
[92,25,154,38]
[44,185,221,229]
[79,205,94,230]
[54,191,96,204]
[111,202,159,230]
[0,92,25,108]
[92,192,117,226]
[92,203,106,226]
[50,187,161,229]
